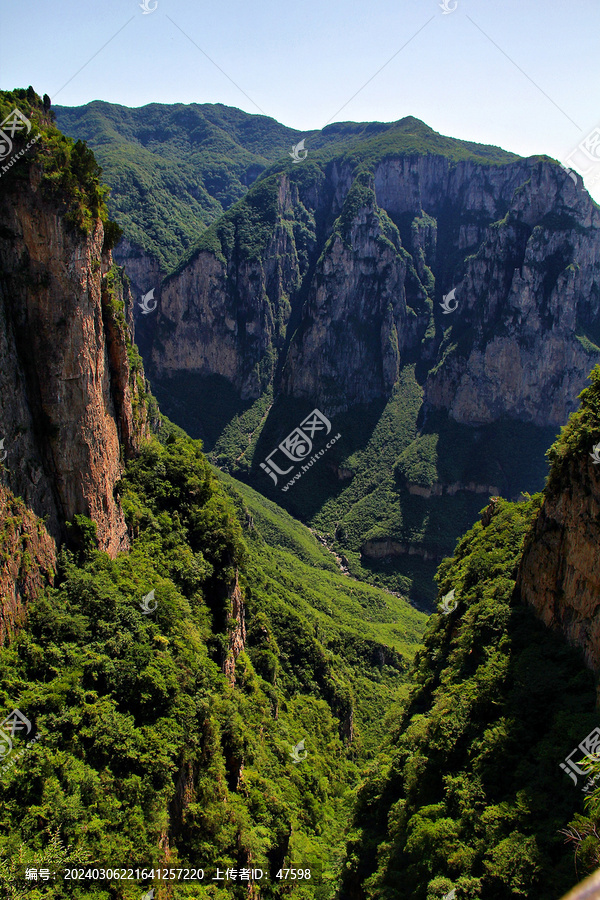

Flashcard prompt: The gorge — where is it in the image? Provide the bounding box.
[0,86,599,900]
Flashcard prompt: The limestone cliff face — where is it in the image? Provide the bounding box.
[423,162,600,427]
[153,176,312,398]
[114,238,162,307]
[516,452,600,673]
[151,148,600,428]
[282,176,430,412]
[0,161,150,557]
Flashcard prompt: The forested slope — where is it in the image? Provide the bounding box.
[339,369,600,900]
[0,434,425,900]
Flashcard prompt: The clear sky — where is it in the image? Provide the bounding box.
[1,0,599,199]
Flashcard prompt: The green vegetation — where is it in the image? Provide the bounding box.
[216,366,556,606]
[54,104,521,273]
[339,495,597,900]
[53,101,304,270]
[0,434,425,899]
[0,88,121,247]
[546,364,600,492]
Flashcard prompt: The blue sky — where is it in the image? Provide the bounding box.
[1,0,599,199]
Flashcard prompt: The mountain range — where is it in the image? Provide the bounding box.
[0,86,599,900]
[55,99,600,607]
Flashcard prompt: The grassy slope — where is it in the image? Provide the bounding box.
[217,471,427,757]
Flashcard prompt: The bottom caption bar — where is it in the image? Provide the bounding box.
[23,866,312,882]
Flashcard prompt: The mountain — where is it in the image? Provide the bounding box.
[0,88,427,898]
[53,102,600,606]
[2,87,600,900]
[52,100,301,276]
[141,120,598,606]
[339,368,600,899]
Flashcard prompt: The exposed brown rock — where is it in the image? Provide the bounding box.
[0,484,56,643]
[0,161,150,556]
[516,454,600,672]
[222,570,247,684]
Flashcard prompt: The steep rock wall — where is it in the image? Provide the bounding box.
[0,161,149,556]
[516,452,600,672]
[151,149,600,429]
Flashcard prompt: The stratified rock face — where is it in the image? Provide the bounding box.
[114,238,162,306]
[282,180,426,412]
[0,485,56,643]
[423,163,600,427]
[0,163,148,556]
[152,146,600,428]
[153,176,310,398]
[287,157,600,420]
[516,452,600,672]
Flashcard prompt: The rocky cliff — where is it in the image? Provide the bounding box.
[516,367,600,672]
[0,90,152,562]
[144,119,600,604]
[151,121,600,428]
[0,485,56,643]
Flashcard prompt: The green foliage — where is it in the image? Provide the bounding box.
[0,434,425,898]
[53,105,520,273]
[0,88,121,241]
[340,496,597,900]
[53,101,305,270]
[545,364,600,492]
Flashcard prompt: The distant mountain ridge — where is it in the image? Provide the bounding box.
[53,102,518,283]
[54,100,600,606]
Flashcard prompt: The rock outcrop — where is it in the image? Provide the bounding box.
[153,175,311,398]
[151,125,600,429]
[0,155,150,557]
[222,570,246,684]
[516,370,600,672]
[0,485,56,643]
